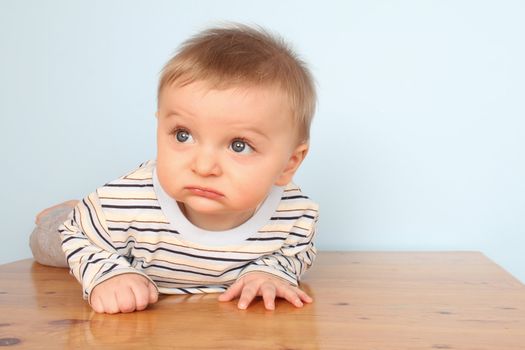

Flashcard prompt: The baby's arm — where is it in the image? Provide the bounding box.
[219,209,318,310]
[59,192,159,313]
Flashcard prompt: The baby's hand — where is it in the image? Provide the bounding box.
[90,274,158,314]
[218,272,313,310]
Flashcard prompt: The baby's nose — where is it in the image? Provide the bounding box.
[191,147,222,176]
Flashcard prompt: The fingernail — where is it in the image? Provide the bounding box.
[239,302,247,309]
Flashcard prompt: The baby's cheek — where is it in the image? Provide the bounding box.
[156,165,180,196]
[234,184,270,209]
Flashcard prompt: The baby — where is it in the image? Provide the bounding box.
[41,24,318,314]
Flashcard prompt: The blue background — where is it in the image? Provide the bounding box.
[1,1,524,282]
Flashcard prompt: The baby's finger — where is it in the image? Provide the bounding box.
[102,292,121,314]
[237,285,258,310]
[218,279,244,302]
[91,296,104,314]
[131,283,150,311]
[277,286,304,308]
[148,282,159,304]
[116,287,136,313]
[296,287,313,303]
[260,282,277,310]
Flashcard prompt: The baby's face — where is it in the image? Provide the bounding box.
[156,80,307,230]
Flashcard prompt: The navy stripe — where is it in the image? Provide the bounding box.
[66,247,84,261]
[82,257,105,279]
[270,214,315,220]
[84,198,114,249]
[102,263,118,275]
[297,257,303,273]
[305,250,314,267]
[148,262,248,278]
[152,280,229,288]
[271,216,300,220]
[108,226,179,234]
[273,256,290,273]
[102,204,162,210]
[282,195,309,200]
[133,246,253,263]
[265,259,295,281]
[62,235,80,244]
[116,240,253,257]
[114,240,136,250]
[246,236,287,241]
[289,232,308,238]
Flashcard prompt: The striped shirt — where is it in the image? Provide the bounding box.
[59,160,319,300]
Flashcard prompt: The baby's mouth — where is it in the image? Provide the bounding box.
[184,186,224,199]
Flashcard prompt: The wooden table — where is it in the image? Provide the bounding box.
[1,252,524,349]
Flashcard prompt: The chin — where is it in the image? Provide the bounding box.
[183,198,228,213]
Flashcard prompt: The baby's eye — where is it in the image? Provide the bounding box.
[230,139,254,154]
[174,129,194,143]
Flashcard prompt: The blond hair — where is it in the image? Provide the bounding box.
[158,23,316,142]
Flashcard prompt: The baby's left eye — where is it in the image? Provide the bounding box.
[230,139,254,154]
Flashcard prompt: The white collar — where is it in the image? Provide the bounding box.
[152,167,284,247]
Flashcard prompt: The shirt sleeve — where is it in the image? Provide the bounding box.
[58,191,157,302]
[238,208,319,286]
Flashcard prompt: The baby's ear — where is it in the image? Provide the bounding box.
[274,143,309,186]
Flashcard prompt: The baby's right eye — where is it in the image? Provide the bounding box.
[174,129,194,143]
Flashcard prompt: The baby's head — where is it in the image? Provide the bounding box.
[157,23,316,143]
[155,24,317,230]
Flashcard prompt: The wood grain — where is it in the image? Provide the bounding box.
[1,252,524,349]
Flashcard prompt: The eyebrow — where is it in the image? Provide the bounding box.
[239,127,271,141]
[164,108,193,119]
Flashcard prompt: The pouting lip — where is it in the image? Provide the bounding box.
[184,186,224,198]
